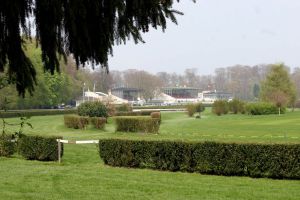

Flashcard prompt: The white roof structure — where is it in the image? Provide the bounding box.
[84,91,128,104]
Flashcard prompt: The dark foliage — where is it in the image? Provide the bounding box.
[77,101,108,118]
[115,117,160,133]
[212,100,229,116]
[18,135,63,161]
[99,139,300,179]
[0,0,183,96]
[0,109,76,118]
[228,99,245,114]
[0,134,15,157]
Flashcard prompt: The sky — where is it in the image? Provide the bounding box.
[108,0,300,75]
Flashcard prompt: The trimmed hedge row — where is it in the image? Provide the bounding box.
[99,139,300,179]
[245,102,284,115]
[90,117,106,129]
[150,112,161,124]
[115,117,160,133]
[64,115,89,129]
[18,135,63,161]
[114,110,155,116]
[0,135,15,157]
[0,109,76,118]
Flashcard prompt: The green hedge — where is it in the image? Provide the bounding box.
[99,139,300,179]
[150,112,161,124]
[115,117,160,133]
[64,115,89,129]
[18,135,63,161]
[245,102,284,115]
[115,110,155,116]
[0,109,76,118]
[77,101,108,118]
[90,117,106,129]
[0,134,15,157]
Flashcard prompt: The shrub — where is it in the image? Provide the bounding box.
[77,101,108,118]
[90,117,106,129]
[0,134,15,157]
[115,117,160,133]
[186,104,196,117]
[99,139,300,179]
[195,103,205,117]
[18,135,63,161]
[212,100,229,116]
[0,109,76,118]
[150,112,161,124]
[64,115,89,129]
[245,102,283,115]
[105,103,116,117]
[228,99,245,114]
[115,110,155,116]
[116,103,133,112]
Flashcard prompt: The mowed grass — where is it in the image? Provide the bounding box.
[0,110,300,199]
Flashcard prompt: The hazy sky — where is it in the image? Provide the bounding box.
[108,0,300,75]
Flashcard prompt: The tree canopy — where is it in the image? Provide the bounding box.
[260,63,296,109]
[0,0,183,96]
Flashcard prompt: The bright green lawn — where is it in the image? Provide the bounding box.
[0,110,300,199]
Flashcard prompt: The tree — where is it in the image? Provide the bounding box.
[260,63,296,114]
[0,0,184,96]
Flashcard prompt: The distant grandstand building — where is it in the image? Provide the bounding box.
[162,87,200,103]
[198,90,233,102]
[111,87,142,101]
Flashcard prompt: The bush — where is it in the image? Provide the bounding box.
[116,103,133,112]
[115,110,155,116]
[212,100,229,116]
[186,104,196,117]
[90,117,106,129]
[18,135,63,161]
[105,103,116,117]
[115,117,160,133]
[0,134,15,157]
[228,99,245,114]
[99,139,300,179]
[64,115,89,129]
[77,101,108,118]
[150,112,161,124]
[0,109,76,118]
[245,102,283,115]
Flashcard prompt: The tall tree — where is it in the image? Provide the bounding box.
[0,0,184,96]
[260,63,296,113]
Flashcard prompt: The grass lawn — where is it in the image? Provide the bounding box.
[0,110,300,199]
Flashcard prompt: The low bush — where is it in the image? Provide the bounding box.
[0,109,76,118]
[150,112,161,124]
[18,135,63,161]
[228,99,245,114]
[0,134,15,157]
[114,110,156,116]
[245,102,283,115]
[212,100,229,116]
[99,139,300,179]
[78,101,108,118]
[90,117,106,129]
[186,104,196,117]
[64,115,89,129]
[116,103,133,112]
[115,117,160,133]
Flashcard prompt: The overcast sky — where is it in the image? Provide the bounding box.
[108,0,300,75]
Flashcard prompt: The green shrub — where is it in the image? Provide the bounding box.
[0,134,15,157]
[228,99,246,114]
[150,112,161,124]
[115,110,155,116]
[212,100,229,116]
[18,135,63,161]
[0,109,76,118]
[99,139,300,179]
[116,103,133,112]
[245,102,283,115]
[115,117,160,133]
[77,101,108,118]
[64,115,89,129]
[186,104,196,117]
[90,117,106,129]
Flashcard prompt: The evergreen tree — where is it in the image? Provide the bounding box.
[0,0,184,96]
[260,63,296,114]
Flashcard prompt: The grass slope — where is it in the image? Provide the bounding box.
[0,110,299,199]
